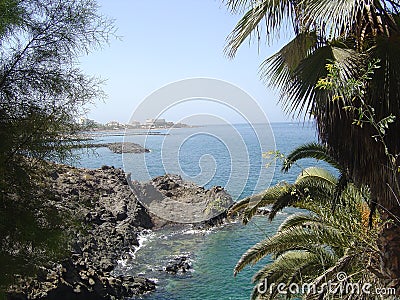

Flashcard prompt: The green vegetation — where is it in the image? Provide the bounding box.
[224,0,400,292]
[0,0,114,293]
[229,144,383,299]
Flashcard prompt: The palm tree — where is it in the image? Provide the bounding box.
[224,0,400,286]
[231,143,351,222]
[229,144,382,299]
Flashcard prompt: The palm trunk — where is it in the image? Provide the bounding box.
[378,206,400,293]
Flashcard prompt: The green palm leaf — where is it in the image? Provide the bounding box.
[260,31,319,84]
[228,197,251,215]
[231,166,339,223]
[229,184,292,223]
[282,142,341,172]
[229,143,380,298]
[234,224,347,275]
[296,166,337,186]
[223,0,398,292]
[225,0,295,58]
[277,212,322,232]
[251,251,323,299]
[304,0,366,38]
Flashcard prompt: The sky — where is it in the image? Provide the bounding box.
[80,0,294,124]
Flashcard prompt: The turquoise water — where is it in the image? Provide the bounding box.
[74,122,325,300]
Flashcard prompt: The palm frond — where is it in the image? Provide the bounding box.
[309,36,400,212]
[266,185,297,221]
[225,0,295,58]
[282,142,341,172]
[234,224,347,275]
[290,167,337,209]
[304,0,398,41]
[279,45,334,117]
[223,0,398,291]
[277,213,322,232]
[236,184,293,223]
[305,0,366,39]
[253,249,336,283]
[251,251,322,299]
[296,167,337,188]
[223,0,255,13]
[228,197,251,215]
[273,45,360,118]
[260,31,319,90]
[311,253,358,287]
[239,167,338,222]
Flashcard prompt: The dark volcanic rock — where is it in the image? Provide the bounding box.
[85,142,150,154]
[128,174,234,225]
[106,142,150,154]
[7,165,234,299]
[7,164,155,300]
[165,255,192,274]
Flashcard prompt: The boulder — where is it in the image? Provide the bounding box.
[165,255,192,274]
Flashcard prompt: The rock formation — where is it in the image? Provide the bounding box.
[7,164,234,299]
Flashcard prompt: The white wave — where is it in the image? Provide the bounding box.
[116,258,127,267]
[148,277,159,283]
[116,229,154,267]
[132,229,155,258]
[181,228,211,235]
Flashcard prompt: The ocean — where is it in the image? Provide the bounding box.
[73,122,323,300]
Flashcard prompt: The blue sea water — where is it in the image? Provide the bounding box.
[73,122,326,300]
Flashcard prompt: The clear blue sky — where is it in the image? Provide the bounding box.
[80,0,293,124]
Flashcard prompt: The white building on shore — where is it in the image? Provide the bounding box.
[145,118,166,127]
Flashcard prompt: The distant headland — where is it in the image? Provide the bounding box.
[79,118,193,131]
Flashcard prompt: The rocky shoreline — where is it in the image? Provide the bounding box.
[7,163,233,299]
[128,174,233,224]
[82,142,150,154]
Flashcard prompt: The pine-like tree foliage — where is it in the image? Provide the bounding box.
[0,0,114,292]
